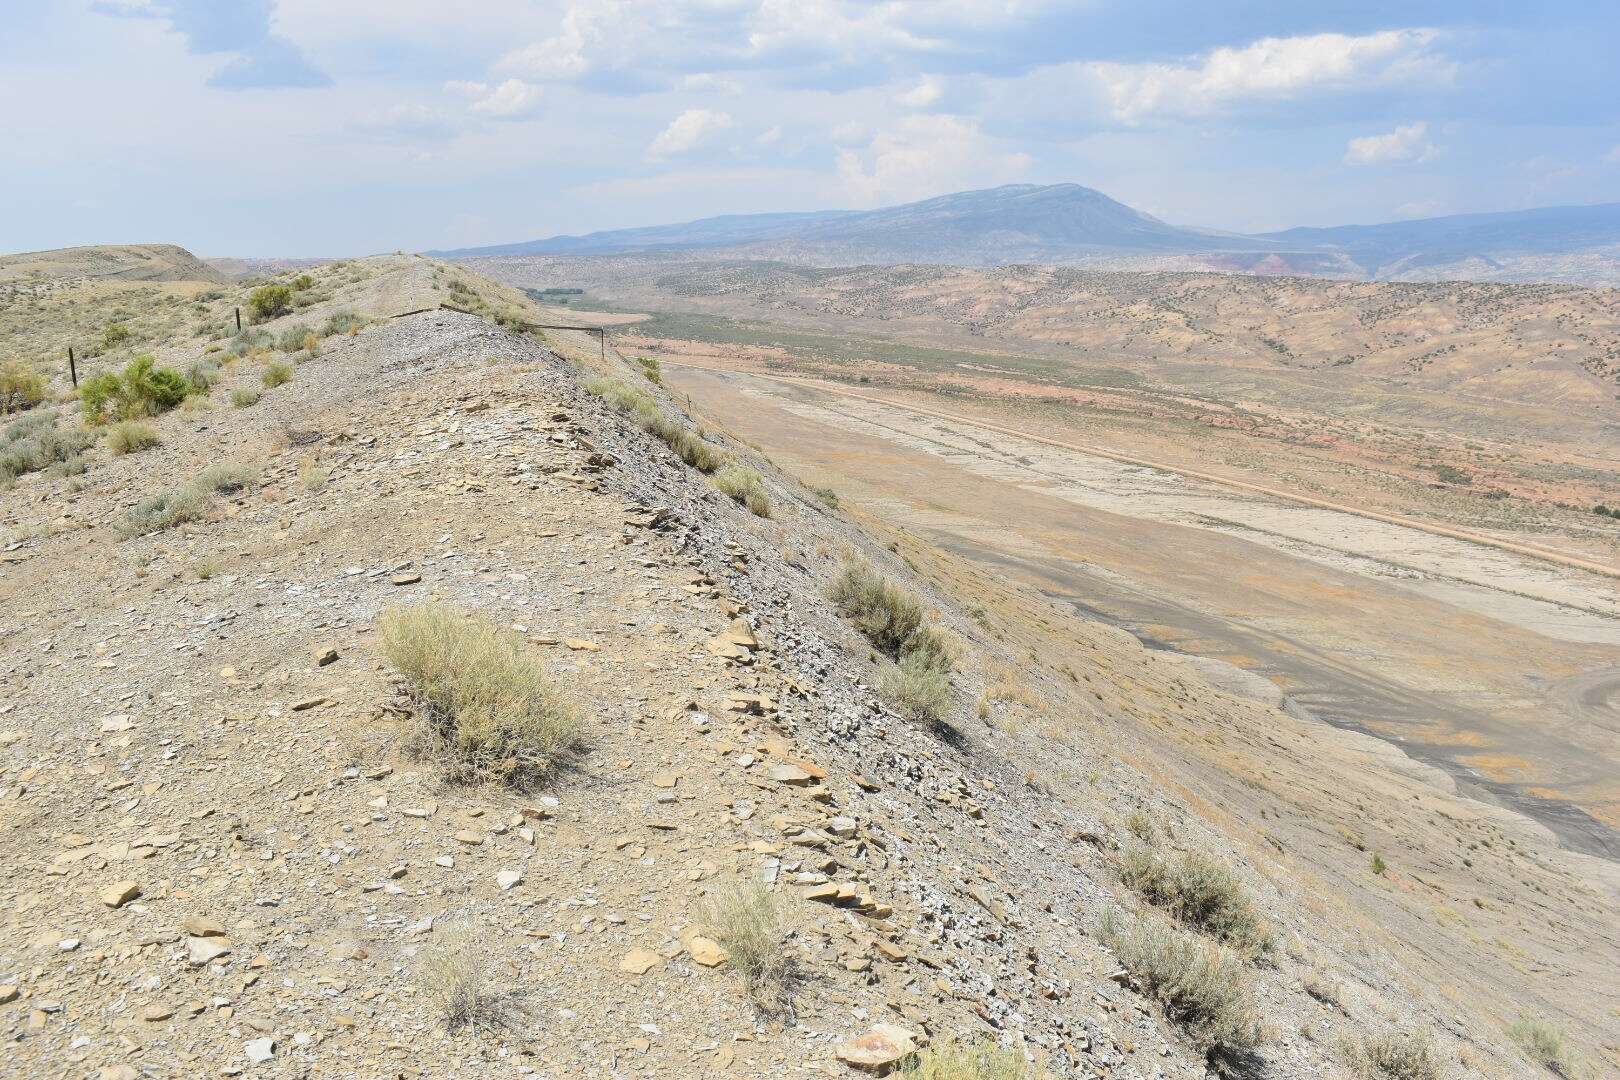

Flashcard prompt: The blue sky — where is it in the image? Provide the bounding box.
[3,1,1617,256]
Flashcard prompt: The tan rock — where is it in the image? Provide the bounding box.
[186,936,232,966]
[391,573,422,585]
[768,763,815,786]
[142,1004,176,1022]
[0,985,17,1004]
[618,948,662,975]
[686,936,729,967]
[563,638,600,652]
[835,1024,918,1071]
[181,915,226,938]
[313,647,339,667]
[100,880,141,908]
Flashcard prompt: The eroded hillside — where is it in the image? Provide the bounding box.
[1,255,1615,1079]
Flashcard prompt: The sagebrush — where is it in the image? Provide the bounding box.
[704,882,793,1017]
[1117,848,1272,956]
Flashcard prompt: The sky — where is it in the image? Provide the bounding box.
[3,1,1618,256]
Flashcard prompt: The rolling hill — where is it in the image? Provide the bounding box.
[439,185,1620,285]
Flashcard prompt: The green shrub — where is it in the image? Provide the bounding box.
[898,1042,1034,1079]
[584,376,725,473]
[636,356,662,383]
[1098,909,1262,1063]
[1117,849,1272,956]
[1507,1016,1578,1075]
[192,461,259,494]
[812,485,839,509]
[291,273,314,291]
[262,362,293,388]
[418,930,522,1033]
[1343,1031,1442,1080]
[714,463,771,517]
[224,328,273,358]
[321,311,367,337]
[116,488,208,538]
[248,284,293,321]
[80,354,188,423]
[0,361,47,414]
[276,326,315,353]
[830,562,928,659]
[0,411,95,484]
[100,322,132,350]
[230,388,262,408]
[880,653,954,730]
[704,882,792,1018]
[105,421,161,456]
[379,602,581,787]
[186,358,221,392]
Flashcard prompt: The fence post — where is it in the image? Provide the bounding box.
[67,346,77,388]
[235,307,242,333]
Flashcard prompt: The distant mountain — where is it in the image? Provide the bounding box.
[0,243,229,285]
[436,184,1620,286]
[433,184,1275,264]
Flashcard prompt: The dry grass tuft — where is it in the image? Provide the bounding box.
[116,488,209,538]
[1117,848,1273,956]
[230,387,262,408]
[703,882,794,1018]
[417,930,524,1033]
[380,602,580,787]
[1098,909,1262,1064]
[898,1042,1036,1079]
[714,462,772,517]
[1342,1030,1443,1080]
[1506,1015,1578,1076]
[880,654,954,730]
[105,420,161,456]
[262,361,294,388]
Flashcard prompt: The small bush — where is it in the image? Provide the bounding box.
[1371,853,1387,876]
[0,411,96,484]
[224,328,273,359]
[0,361,47,415]
[704,882,793,1018]
[584,375,724,473]
[898,1042,1034,1079]
[186,358,221,392]
[1117,849,1272,956]
[105,421,161,456]
[231,388,262,408]
[812,485,839,509]
[80,354,188,423]
[116,488,208,538]
[101,322,132,350]
[880,653,954,729]
[636,356,662,383]
[291,273,314,291]
[417,930,521,1033]
[379,602,581,787]
[276,326,316,354]
[262,361,293,388]
[714,462,772,517]
[321,311,366,337]
[248,284,293,321]
[830,562,926,658]
[193,461,259,494]
[1343,1031,1442,1080]
[1507,1016,1577,1075]
[1098,909,1262,1064]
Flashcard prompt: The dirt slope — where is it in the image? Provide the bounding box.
[0,244,229,286]
[1,256,1613,1079]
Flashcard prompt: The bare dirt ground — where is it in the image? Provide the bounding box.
[664,366,1620,857]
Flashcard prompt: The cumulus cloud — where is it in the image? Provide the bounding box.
[900,76,943,108]
[349,103,460,144]
[836,114,1032,204]
[93,0,331,89]
[467,79,544,119]
[1344,121,1436,165]
[648,108,734,159]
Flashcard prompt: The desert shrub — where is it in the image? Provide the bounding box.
[276,326,316,353]
[584,375,657,416]
[812,485,839,509]
[116,488,208,538]
[262,361,293,388]
[1117,849,1272,956]
[0,411,96,485]
[193,461,259,494]
[898,1042,1034,1079]
[80,354,189,423]
[291,273,314,290]
[1343,1031,1443,1080]
[636,355,662,383]
[1507,1016,1577,1075]
[230,388,262,408]
[0,361,47,414]
[248,284,293,321]
[186,358,221,392]
[704,882,793,1018]
[417,930,522,1033]
[105,421,161,456]
[829,562,949,666]
[1371,853,1387,876]
[224,327,273,359]
[1098,909,1262,1064]
[101,322,132,350]
[379,602,581,787]
[300,460,330,491]
[321,310,366,337]
[714,462,771,517]
[880,653,954,729]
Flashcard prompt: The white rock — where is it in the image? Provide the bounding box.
[244,1037,275,1063]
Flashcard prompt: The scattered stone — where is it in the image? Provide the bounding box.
[496,870,523,891]
[391,573,421,586]
[687,936,728,967]
[291,697,327,712]
[835,1025,918,1072]
[187,936,232,966]
[182,915,227,938]
[768,763,815,786]
[143,1004,176,1022]
[100,880,141,908]
[244,1037,276,1064]
[618,948,662,975]
[313,647,339,667]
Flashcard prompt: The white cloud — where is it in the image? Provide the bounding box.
[443,80,488,97]
[1344,121,1436,165]
[899,76,943,108]
[1605,145,1620,165]
[349,103,460,143]
[467,79,544,119]
[836,114,1032,204]
[1085,29,1452,123]
[679,73,743,95]
[1393,199,1444,218]
[756,125,783,145]
[647,108,733,159]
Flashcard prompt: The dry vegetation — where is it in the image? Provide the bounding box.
[703,882,795,1018]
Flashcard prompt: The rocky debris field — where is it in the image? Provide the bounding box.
[0,259,1612,1079]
